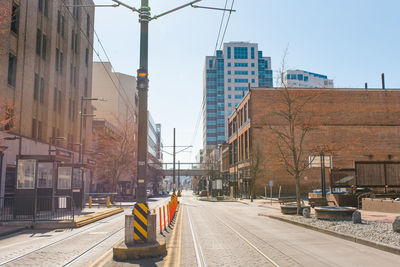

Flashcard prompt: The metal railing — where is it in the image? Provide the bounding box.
[0,196,75,222]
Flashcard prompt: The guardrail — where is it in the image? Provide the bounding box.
[152,193,179,234]
[0,196,75,222]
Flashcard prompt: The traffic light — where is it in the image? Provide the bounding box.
[137,68,148,90]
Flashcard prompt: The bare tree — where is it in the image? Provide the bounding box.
[268,52,320,214]
[0,99,14,151]
[249,142,266,201]
[92,117,137,193]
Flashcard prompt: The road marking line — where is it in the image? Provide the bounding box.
[187,207,207,267]
[163,204,183,266]
[214,216,280,267]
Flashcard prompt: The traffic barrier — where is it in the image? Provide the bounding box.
[89,196,92,208]
[133,203,148,242]
[163,205,166,231]
[159,207,162,234]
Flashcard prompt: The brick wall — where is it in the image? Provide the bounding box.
[250,88,400,195]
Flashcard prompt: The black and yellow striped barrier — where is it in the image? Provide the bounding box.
[133,202,148,242]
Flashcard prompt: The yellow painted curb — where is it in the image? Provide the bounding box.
[75,208,124,228]
[113,239,166,261]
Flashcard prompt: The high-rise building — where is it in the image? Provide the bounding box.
[203,42,272,152]
[0,0,94,197]
[283,69,334,88]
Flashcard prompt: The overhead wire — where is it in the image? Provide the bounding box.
[189,0,236,162]
[61,1,138,124]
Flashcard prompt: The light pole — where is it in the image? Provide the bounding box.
[79,97,103,164]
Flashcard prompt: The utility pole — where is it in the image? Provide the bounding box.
[173,128,176,193]
[178,160,180,192]
[135,0,150,204]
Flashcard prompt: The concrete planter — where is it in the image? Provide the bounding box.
[280,203,310,215]
[315,206,357,221]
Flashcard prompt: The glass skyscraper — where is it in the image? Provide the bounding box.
[203,42,272,152]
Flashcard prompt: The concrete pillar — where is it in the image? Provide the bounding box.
[125,215,134,246]
[147,214,156,242]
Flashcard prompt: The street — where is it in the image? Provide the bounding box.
[0,197,169,267]
[167,191,400,267]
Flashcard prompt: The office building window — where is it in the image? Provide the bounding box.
[40,78,44,103]
[227,71,231,75]
[7,54,17,87]
[234,79,248,83]
[58,90,62,113]
[57,11,61,33]
[38,0,43,12]
[228,87,231,91]
[227,62,231,67]
[60,52,63,73]
[34,74,39,100]
[61,16,65,37]
[43,0,48,17]
[11,3,19,34]
[234,47,248,59]
[56,49,59,71]
[41,34,47,60]
[228,95,231,99]
[228,79,231,83]
[87,14,90,36]
[38,121,42,141]
[234,71,248,75]
[298,74,303,80]
[251,79,255,83]
[228,103,232,107]
[251,47,255,59]
[234,63,248,67]
[85,48,89,66]
[32,118,37,139]
[227,47,231,59]
[71,30,75,50]
[36,29,42,55]
[251,71,255,75]
[304,76,309,82]
[235,95,242,99]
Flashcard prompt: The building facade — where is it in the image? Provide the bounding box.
[147,112,163,195]
[283,69,334,88]
[91,62,137,127]
[203,42,272,154]
[0,0,94,198]
[228,88,400,196]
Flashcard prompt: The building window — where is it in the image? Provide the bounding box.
[251,47,255,59]
[251,71,255,75]
[38,121,43,141]
[234,79,248,83]
[60,52,63,73]
[11,3,20,34]
[7,54,17,87]
[228,87,231,91]
[32,118,37,139]
[57,10,61,33]
[85,48,89,67]
[234,47,248,59]
[251,79,255,83]
[227,71,231,75]
[38,0,43,12]
[228,79,231,83]
[55,48,59,71]
[40,78,44,103]
[86,14,90,36]
[41,34,47,60]
[36,29,42,55]
[68,98,72,119]
[228,103,232,107]
[227,47,231,59]
[61,16,65,37]
[43,0,48,17]
[73,67,77,87]
[298,74,303,81]
[228,95,231,99]
[34,74,39,100]
[304,76,309,82]
[227,62,231,67]
[70,64,73,83]
[71,30,75,50]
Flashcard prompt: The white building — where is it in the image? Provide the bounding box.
[203,42,272,152]
[283,69,334,88]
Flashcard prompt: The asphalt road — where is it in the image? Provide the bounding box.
[0,196,170,267]
[167,191,400,267]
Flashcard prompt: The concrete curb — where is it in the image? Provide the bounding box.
[261,214,400,256]
[75,208,124,228]
[113,238,166,261]
[0,227,25,238]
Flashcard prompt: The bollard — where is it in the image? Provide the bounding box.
[106,196,110,208]
[153,209,155,214]
[167,204,170,225]
[89,196,92,208]
[159,207,163,234]
[163,206,166,231]
[207,191,209,200]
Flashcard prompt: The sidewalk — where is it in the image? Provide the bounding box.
[0,226,25,237]
[243,198,398,223]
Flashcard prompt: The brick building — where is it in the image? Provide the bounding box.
[0,0,94,198]
[227,88,400,196]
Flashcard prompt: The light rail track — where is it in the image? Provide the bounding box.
[0,212,125,266]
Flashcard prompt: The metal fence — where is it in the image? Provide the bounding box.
[0,196,75,222]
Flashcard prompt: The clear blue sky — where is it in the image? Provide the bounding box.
[93,0,400,164]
